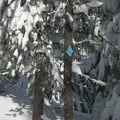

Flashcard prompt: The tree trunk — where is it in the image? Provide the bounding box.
[32,55,46,120]
[64,0,73,120]
[64,54,73,120]
[0,0,8,18]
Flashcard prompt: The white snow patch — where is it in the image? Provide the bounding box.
[66,12,74,23]
[33,14,43,26]
[30,6,38,15]
[6,61,12,69]
[86,1,103,8]
[11,69,16,77]
[17,54,23,64]
[72,61,82,75]
[13,49,19,57]
[46,50,63,86]
[19,64,24,73]
[52,2,66,22]
[18,32,23,46]
[73,4,89,15]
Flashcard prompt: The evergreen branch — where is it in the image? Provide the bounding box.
[101,36,120,53]
[81,74,106,86]
[7,0,15,7]
[73,72,106,86]
[73,39,101,45]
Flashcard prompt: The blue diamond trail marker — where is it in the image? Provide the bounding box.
[66,45,74,57]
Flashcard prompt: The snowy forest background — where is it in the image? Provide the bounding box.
[0,0,120,120]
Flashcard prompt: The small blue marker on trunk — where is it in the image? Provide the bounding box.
[66,45,74,56]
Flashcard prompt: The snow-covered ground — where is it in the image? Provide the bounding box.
[0,84,90,120]
[0,84,32,120]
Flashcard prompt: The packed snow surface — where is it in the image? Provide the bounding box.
[0,84,32,120]
[0,83,90,120]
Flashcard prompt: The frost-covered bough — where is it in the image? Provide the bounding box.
[44,0,105,115]
[43,0,106,116]
[0,0,15,92]
[90,0,120,119]
[68,0,108,114]
[0,0,66,118]
[0,0,64,102]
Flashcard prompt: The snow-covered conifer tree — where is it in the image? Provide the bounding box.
[1,0,120,120]
[91,0,120,119]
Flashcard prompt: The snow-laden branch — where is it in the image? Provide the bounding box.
[52,2,66,22]
[73,38,101,45]
[86,1,103,8]
[46,50,63,86]
[72,61,106,86]
[66,12,74,23]
[73,1,103,15]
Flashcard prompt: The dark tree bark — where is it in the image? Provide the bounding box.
[20,0,26,7]
[64,0,73,120]
[32,54,46,120]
